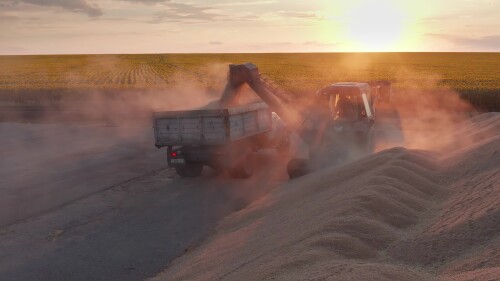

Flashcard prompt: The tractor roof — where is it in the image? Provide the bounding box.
[317,82,371,96]
[331,82,370,88]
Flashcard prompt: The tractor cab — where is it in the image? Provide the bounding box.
[317,82,375,122]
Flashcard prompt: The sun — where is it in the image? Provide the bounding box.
[339,0,410,51]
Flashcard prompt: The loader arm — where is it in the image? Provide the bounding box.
[219,63,327,147]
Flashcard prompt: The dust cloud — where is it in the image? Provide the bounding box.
[0,59,489,230]
[247,64,484,176]
[58,62,229,125]
[389,68,479,154]
[0,61,232,227]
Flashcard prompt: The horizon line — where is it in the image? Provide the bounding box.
[1,51,499,56]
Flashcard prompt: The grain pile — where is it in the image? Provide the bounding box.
[151,113,500,281]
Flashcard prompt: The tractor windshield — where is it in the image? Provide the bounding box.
[328,88,365,120]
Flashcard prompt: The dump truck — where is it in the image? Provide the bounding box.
[153,63,402,179]
[153,101,289,178]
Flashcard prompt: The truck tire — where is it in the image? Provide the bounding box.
[175,162,203,178]
[228,151,253,179]
[287,159,309,179]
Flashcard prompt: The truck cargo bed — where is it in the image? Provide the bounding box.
[153,102,272,147]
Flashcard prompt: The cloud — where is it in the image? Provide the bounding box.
[2,0,102,17]
[210,0,277,7]
[303,41,338,47]
[427,33,500,51]
[246,40,338,52]
[152,2,219,23]
[0,45,28,51]
[0,14,19,22]
[118,0,170,4]
[209,41,223,45]
[276,11,321,20]
[421,3,499,23]
[150,1,259,23]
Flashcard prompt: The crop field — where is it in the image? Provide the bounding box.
[0,53,499,111]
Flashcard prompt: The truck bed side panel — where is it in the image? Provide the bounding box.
[154,115,227,146]
[202,116,227,144]
[228,108,272,141]
[153,102,272,147]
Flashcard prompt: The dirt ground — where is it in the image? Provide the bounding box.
[0,122,166,227]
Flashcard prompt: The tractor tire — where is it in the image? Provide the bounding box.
[287,159,309,179]
[175,162,203,178]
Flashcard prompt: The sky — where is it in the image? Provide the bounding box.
[0,0,499,54]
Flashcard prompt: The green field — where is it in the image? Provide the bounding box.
[0,53,499,110]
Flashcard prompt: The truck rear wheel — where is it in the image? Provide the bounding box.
[175,163,203,178]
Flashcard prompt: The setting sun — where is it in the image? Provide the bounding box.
[338,0,414,51]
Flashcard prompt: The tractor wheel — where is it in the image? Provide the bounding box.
[287,159,309,179]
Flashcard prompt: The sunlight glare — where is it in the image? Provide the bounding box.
[339,0,410,51]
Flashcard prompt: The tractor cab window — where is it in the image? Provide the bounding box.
[329,89,364,120]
